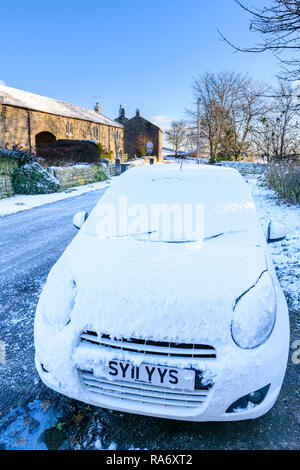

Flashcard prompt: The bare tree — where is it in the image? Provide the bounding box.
[252,80,300,161]
[165,120,187,156]
[114,130,122,160]
[187,71,266,161]
[135,134,154,157]
[219,1,300,79]
[187,72,240,160]
[185,127,197,152]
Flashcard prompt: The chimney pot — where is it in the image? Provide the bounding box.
[94,102,101,114]
[119,105,125,118]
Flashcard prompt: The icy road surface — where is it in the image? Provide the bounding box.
[0,173,299,450]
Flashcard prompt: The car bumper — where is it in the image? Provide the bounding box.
[35,291,289,422]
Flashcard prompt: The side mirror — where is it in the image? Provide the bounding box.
[267,221,287,243]
[73,211,88,230]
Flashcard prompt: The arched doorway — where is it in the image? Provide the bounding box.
[35,131,56,149]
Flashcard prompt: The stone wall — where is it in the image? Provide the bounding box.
[0,104,124,159]
[0,163,109,198]
[0,157,158,198]
[47,163,108,189]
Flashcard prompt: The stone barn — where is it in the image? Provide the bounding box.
[0,85,123,158]
[115,107,162,159]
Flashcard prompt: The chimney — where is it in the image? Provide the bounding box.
[136,108,140,117]
[119,105,125,119]
[94,102,101,114]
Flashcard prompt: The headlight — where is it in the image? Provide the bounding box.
[231,271,276,349]
[38,260,76,330]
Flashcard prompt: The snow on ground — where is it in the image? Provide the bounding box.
[0,180,110,217]
[247,175,300,312]
[220,160,299,312]
[220,160,267,176]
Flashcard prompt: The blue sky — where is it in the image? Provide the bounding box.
[1,0,280,131]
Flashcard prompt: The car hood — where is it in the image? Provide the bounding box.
[52,230,268,345]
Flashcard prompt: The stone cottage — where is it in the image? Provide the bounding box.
[0,85,123,158]
[115,107,162,159]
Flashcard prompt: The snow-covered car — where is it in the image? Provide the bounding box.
[34,164,289,421]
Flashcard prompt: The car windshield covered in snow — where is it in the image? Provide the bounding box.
[83,164,262,242]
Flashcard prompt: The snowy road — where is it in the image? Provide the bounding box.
[0,175,299,450]
[0,188,107,415]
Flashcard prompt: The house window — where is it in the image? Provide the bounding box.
[93,126,99,140]
[66,121,73,136]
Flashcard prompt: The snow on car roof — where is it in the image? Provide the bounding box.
[0,85,123,128]
[102,162,251,195]
[123,162,234,176]
[84,163,262,241]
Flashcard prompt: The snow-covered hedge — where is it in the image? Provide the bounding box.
[265,165,300,205]
[95,169,109,182]
[37,140,102,166]
[219,161,267,176]
[12,162,60,195]
[0,148,32,176]
[219,160,300,204]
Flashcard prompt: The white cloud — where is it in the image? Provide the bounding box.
[150,115,173,131]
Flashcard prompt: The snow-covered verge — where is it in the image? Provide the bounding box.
[220,161,299,312]
[248,176,300,312]
[0,180,110,217]
[219,160,267,176]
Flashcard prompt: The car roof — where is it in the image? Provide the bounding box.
[84,163,261,241]
[120,163,240,181]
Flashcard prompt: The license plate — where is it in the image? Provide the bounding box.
[104,360,195,391]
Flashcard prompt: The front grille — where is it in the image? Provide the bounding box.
[79,370,211,410]
[81,331,217,359]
